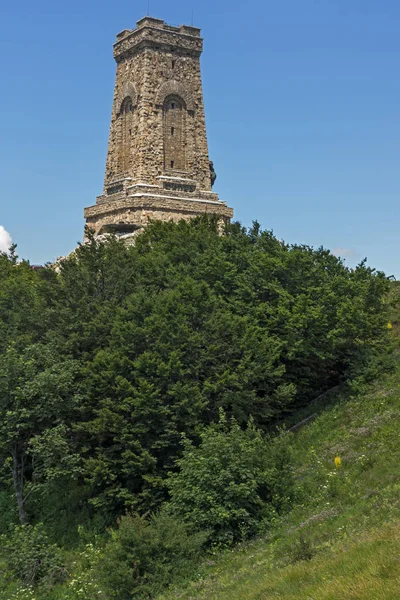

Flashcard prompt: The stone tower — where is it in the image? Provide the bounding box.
[84,16,233,236]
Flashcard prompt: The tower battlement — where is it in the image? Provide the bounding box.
[114,18,203,61]
[84,16,233,237]
[116,16,201,42]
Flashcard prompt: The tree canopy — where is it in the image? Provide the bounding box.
[0,218,390,527]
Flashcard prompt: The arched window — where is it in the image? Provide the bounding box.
[120,96,134,173]
[163,95,186,171]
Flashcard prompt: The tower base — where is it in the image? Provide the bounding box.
[84,176,233,236]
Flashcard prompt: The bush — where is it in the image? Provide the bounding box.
[166,412,295,547]
[0,523,66,586]
[96,512,206,600]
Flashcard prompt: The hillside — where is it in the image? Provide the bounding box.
[0,223,397,600]
[158,314,400,598]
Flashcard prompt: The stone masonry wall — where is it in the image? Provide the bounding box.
[84,17,234,236]
[104,18,212,192]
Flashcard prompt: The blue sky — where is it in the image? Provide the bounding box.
[1,0,399,276]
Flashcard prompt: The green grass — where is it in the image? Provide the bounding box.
[162,523,400,600]
[158,364,400,599]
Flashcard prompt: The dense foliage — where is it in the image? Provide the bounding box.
[0,218,392,597]
[96,513,206,600]
[166,413,294,546]
[1,523,66,586]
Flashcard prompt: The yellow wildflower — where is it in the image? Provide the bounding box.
[334,456,341,468]
[387,322,393,330]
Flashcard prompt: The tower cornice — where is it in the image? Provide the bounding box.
[114,17,203,62]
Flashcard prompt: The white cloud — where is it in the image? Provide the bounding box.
[0,226,12,254]
[332,247,357,259]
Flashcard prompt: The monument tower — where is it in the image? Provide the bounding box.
[84,16,233,237]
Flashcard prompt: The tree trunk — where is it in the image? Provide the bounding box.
[11,447,28,525]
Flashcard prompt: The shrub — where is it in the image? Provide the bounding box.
[96,512,206,600]
[166,412,295,547]
[0,523,66,586]
[290,533,317,563]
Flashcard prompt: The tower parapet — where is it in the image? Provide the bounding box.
[84,17,233,236]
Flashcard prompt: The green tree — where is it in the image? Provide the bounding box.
[49,219,388,518]
[0,220,390,529]
[166,412,294,546]
[0,250,47,353]
[0,343,79,523]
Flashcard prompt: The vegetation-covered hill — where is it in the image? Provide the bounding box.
[0,219,397,599]
[158,283,400,599]
[158,365,400,599]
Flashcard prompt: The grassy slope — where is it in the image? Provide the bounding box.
[159,338,400,597]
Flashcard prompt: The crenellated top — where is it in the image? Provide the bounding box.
[135,17,201,37]
[114,16,203,62]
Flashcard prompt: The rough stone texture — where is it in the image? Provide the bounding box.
[84,16,233,236]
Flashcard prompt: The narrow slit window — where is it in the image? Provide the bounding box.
[171,127,174,136]
[171,160,174,168]
[172,60,175,68]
